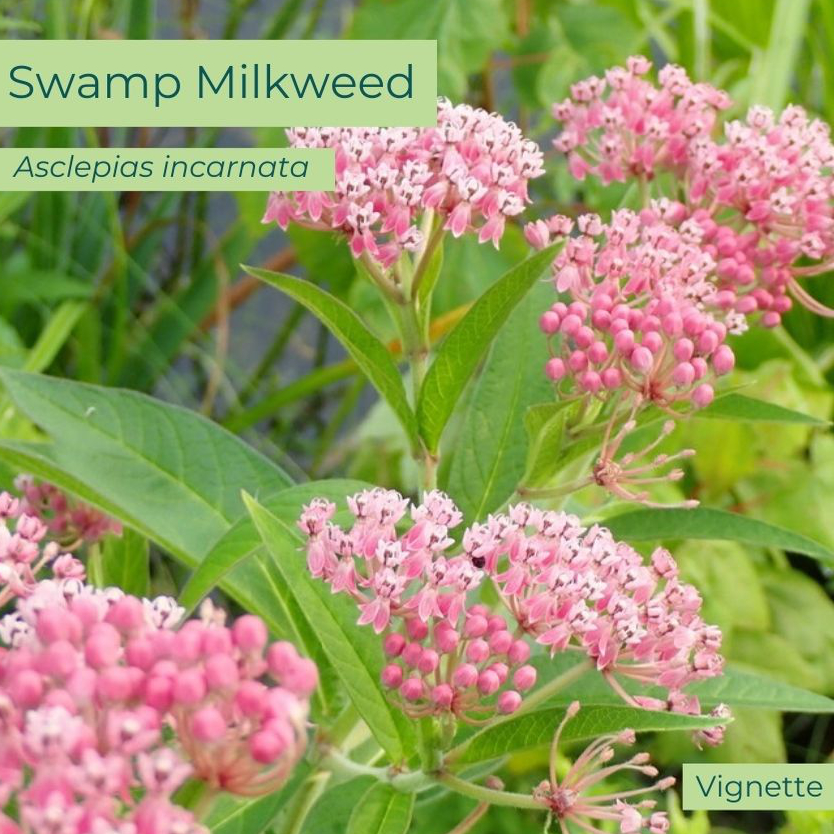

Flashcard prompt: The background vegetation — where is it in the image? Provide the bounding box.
[2,1,834,832]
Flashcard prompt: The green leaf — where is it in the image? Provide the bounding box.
[522,401,574,489]
[417,244,558,455]
[244,268,418,450]
[697,393,828,425]
[446,279,553,523]
[99,528,149,597]
[244,493,415,762]
[534,656,834,714]
[748,0,812,110]
[24,300,87,373]
[0,369,291,563]
[351,0,509,99]
[347,783,415,834]
[451,705,727,766]
[604,507,834,567]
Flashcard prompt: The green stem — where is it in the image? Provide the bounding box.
[410,220,445,301]
[436,773,540,810]
[278,770,331,834]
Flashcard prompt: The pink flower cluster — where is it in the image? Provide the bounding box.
[0,489,86,610]
[529,209,737,411]
[0,580,317,833]
[298,489,726,735]
[464,503,725,730]
[14,476,122,549]
[264,99,545,267]
[552,55,730,185]
[552,56,834,323]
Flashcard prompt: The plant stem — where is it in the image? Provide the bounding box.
[278,770,330,834]
[436,773,540,810]
[444,800,490,834]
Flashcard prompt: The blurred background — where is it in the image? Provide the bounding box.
[2,1,834,831]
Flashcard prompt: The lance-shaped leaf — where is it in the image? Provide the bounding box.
[604,507,834,567]
[0,369,291,563]
[244,493,415,763]
[417,244,558,455]
[346,783,415,834]
[244,268,418,450]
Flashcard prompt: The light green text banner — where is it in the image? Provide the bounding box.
[0,148,335,191]
[0,40,437,126]
[683,764,834,810]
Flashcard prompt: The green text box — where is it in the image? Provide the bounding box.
[0,40,437,127]
[683,764,834,811]
[0,148,334,191]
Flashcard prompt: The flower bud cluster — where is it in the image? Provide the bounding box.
[264,98,545,267]
[528,208,737,410]
[298,489,726,733]
[0,580,317,833]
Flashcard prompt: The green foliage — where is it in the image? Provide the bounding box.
[417,245,558,454]
[347,784,415,834]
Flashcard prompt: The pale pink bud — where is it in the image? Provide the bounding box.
[524,220,550,249]
[97,666,137,702]
[477,670,500,695]
[381,663,403,689]
[488,630,512,655]
[406,618,429,640]
[692,384,714,408]
[431,684,454,708]
[434,625,459,653]
[402,642,423,667]
[205,654,239,690]
[232,615,268,651]
[673,338,694,362]
[712,345,735,375]
[383,633,406,656]
[513,665,537,691]
[568,350,588,372]
[463,615,488,638]
[466,639,490,664]
[508,639,530,665]
[452,663,479,688]
[235,680,268,716]
[601,368,623,389]
[540,312,561,334]
[266,641,299,677]
[417,649,439,675]
[173,668,206,705]
[488,662,508,684]
[498,690,522,714]
[143,675,173,711]
[105,596,145,633]
[671,362,695,387]
[10,669,43,707]
[545,357,566,381]
[191,706,226,742]
[580,370,602,392]
[400,677,425,701]
[249,730,287,764]
[630,346,654,372]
